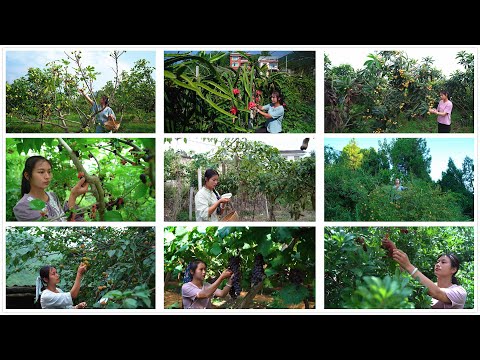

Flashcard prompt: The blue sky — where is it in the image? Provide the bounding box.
[325,138,474,181]
[164,50,292,58]
[6,50,156,89]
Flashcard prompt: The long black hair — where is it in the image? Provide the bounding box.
[438,253,461,285]
[21,156,52,197]
[101,95,109,106]
[204,169,222,214]
[35,265,53,309]
[183,260,206,283]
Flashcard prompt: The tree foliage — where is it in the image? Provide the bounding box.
[164,138,315,221]
[325,138,473,221]
[6,51,155,133]
[6,138,155,221]
[6,227,155,309]
[325,51,474,133]
[164,51,315,133]
[164,226,315,309]
[325,227,474,309]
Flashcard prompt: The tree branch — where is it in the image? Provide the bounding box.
[57,138,106,220]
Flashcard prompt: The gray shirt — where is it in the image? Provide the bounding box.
[13,192,67,221]
[13,192,83,222]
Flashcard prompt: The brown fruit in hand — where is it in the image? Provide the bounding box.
[77,172,85,179]
[355,237,367,252]
[381,233,396,258]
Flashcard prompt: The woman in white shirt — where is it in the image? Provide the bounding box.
[35,263,88,309]
[195,169,230,221]
[391,247,467,309]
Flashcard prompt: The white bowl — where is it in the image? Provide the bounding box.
[221,193,232,199]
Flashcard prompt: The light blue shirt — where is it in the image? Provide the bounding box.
[262,104,284,133]
[92,104,115,125]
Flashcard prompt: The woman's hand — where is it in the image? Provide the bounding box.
[77,263,88,276]
[75,302,87,309]
[71,177,89,198]
[220,269,233,280]
[392,249,413,271]
[219,197,230,204]
[428,108,437,114]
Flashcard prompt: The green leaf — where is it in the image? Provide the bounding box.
[135,183,148,199]
[217,227,232,239]
[107,250,116,258]
[104,290,123,299]
[104,211,123,221]
[210,243,222,256]
[29,199,46,211]
[123,298,138,309]
[278,284,309,305]
[257,238,273,257]
[265,268,278,277]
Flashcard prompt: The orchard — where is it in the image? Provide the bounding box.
[164,138,315,221]
[5,227,156,309]
[6,51,155,133]
[164,51,315,133]
[6,138,155,221]
[164,226,315,309]
[325,227,474,309]
[325,50,474,133]
[325,138,474,221]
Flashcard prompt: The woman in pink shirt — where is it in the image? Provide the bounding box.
[428,90,453,133]
[392,249,466,309]
[181,260,234,309]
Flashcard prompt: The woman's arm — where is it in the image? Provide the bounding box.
[257,108,273,119]
[79,89,94,106]
[208,198,230,216]
[196,269,233,299]
[214,276,234,298]
[70,263,87,299]
[392,249,451,304]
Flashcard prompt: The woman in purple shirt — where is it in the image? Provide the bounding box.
[428,90,453,133]
[13,156,89,221]
[390,244,467,309]
[181,260,234,309]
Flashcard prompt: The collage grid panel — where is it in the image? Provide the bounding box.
[0,45,478,314]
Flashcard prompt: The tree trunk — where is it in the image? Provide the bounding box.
[235,280,265,309]
[303,299,310,309]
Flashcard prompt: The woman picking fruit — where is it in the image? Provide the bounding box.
[386,238,466,308]
[79,89,116,133]
[13,156,89,221]
[428,90,453,133]
[195,168,230,222]
[182,260,234,309]
[35,263,88,309]
[255,91,285,133]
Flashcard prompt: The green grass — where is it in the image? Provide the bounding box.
[6,113,155,133]
[397,112,473,133]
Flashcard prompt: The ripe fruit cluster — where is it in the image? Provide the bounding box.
[228,256,242,299]
[289,268,304,285]
[251,254,265,286]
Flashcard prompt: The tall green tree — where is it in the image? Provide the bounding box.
[341,139,364,170]
[386,138,431,180]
